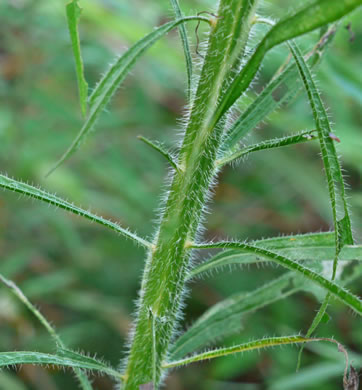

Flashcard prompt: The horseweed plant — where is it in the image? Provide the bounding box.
[1,0,361,389]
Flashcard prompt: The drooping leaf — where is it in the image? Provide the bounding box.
[0,173,150,248]
[192,241,362,316]
[47,15,209,176]
[170,273,299,360]
[0,274,93,390]
[190,244,362,279]
[66,0,88,117]
[189,232,338,278]
[0,351,122,380]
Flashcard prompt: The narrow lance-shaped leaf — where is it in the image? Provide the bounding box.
[190,234,362,280]
[221,24,337,152]
[0,274,93,390]
[169,0,193,101]
[138,136,180,172]
[289,41,353,273]
[190,231,336,278]
[0,173,151,248]
[214,0,362,126]
[170,273,299,360]
[223,21,336,153]
[218,129,317,167]
[0,351,123,380]
[47,15,209,176]
[66,0,88,117]
[252,231,336,248]
[164,336,348,370]
[190,244,362,279]
[289,39,354,368]
[191,241,362,316]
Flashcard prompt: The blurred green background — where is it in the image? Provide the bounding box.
[0,0,361,389]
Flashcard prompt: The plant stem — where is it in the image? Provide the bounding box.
[121,1,258,388]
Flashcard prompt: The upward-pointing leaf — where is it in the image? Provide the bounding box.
[47,15,209,176]
[222,25,336,152]
[169,0,193,101]
[0,173,151,248]
[66,0,88,117]
[214,0,362,124]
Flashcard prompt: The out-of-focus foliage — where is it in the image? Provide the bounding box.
[0,0,360,389]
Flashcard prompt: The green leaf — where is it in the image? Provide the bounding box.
[66,0,88,117]
[0,173,151,248]
[164,336,341,368]
[296,293,331,370]
[222,25,337,152]
[169,273,299,360]
[138,136,180,172]
[289,41,353,262]
[0,274,62,345]
[47,15,209,176]
[289,39,354,367]
[169,0,193,101]
[218,130,317,167]
[189,245,362,279]
[252,231,336,249]
[189,232,339,278]
[0,351,122,380]
[214,0,362,124]
[0,274,93,390]
[192,241,362,316]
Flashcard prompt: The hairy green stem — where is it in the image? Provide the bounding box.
[121,1,258,388]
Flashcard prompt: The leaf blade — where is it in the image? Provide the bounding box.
[169,0,193,101]
[0,173,151,248]
[289,38,354,368]
[192,241,362,316]
[189,245,362,279]
[138,136,179,172]
[170,273,299,360]
[215,0,362,124]
[218,130,317,167]
[66,0,88,117]
[0,351,122,380]
[222,25,337,152]
[0,274,93,390]
[47,15,209,176]
[164,336,341,368]
[289,41,353,256]
[189,232,338,279]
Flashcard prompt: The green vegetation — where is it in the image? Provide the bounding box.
[0,0,361,389]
